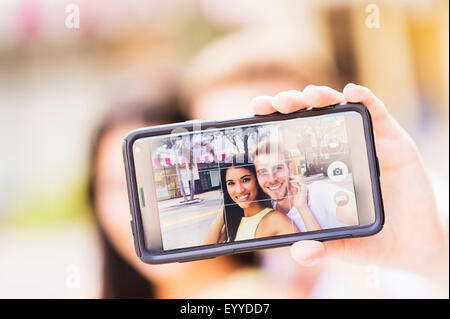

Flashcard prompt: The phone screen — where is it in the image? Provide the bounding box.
[132,111,375,252]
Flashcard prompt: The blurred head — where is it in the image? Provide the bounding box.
[179,24,337,293]
[88,100,185,298]
[89,100,259,298]
[181,22,338,120]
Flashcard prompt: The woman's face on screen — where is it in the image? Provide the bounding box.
[225,167,259,209]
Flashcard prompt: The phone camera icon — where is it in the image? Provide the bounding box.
[327,161,348,182]
[332,167,343,176]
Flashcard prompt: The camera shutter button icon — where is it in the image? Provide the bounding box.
[327,161,348,182]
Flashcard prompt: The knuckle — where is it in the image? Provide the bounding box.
[303,84,316,93]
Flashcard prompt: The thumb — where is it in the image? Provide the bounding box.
[290,240,326,266]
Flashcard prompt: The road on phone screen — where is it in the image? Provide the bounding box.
[159,190,224,250]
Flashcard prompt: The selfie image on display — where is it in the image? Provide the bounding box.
[145,114,359,251]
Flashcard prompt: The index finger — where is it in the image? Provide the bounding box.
[252,85,345,115]
[251,96,277,115]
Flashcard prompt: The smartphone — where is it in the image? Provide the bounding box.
[123,103,384,264]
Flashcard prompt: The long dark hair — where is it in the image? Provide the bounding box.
[88,101,259,298]
[220,160,272,242]
[88,101,184,298]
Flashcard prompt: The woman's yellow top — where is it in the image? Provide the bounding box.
[234,207,273,241]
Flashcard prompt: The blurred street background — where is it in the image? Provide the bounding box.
[0,0,448,298]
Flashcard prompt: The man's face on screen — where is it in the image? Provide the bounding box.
[254,153,289,201]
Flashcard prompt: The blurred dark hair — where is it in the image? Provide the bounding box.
[220,159,272,242]
[88,100,259,298]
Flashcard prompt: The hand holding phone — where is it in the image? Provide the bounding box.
[123,102,384,264]
[252,84,448,294]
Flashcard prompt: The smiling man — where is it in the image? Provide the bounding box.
[252,140,358,232]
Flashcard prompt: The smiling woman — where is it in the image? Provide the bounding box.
[203,159,299,245]
[221,162,275,242]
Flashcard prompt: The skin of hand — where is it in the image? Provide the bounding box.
[251,83,449,290]
[204,211,226,245]
[288,175,308,210]
[288,175,321,231]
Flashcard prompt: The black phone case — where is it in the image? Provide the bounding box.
[123,103,385,264]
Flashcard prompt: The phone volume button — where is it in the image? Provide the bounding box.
[376,156,381,177]
[130,220,135,236]
[130,220,142,257]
